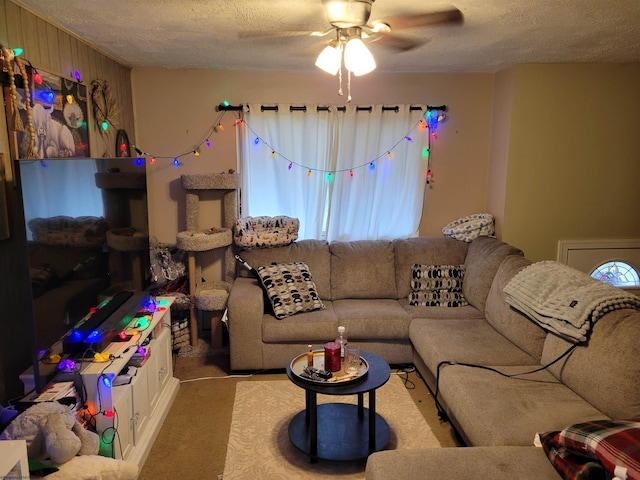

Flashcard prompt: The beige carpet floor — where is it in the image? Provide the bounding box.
[222,376,440,479]
[139,349,462,480]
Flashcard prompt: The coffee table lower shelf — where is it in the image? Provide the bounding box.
[288,403,390,461]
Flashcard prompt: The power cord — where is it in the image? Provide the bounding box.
[392,365,417,389]
[179,369,276,383]
[433,343,581,421]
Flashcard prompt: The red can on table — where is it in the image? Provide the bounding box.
[324,342,341,372]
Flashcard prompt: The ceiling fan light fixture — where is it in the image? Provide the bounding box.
[315,43,342,75]
[344,37,376,76]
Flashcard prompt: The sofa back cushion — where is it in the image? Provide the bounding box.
[485,255,547,360]
[237,240,331,299]
[463,236,524,312]
[541,308,640,420]
[330,240,396,300]
[394,237,469,299]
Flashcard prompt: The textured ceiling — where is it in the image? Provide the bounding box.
[12,0,640,73]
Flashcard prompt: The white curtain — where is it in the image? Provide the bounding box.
[327,105,428,241]
[240,104,334,240]
[240,104,428,241]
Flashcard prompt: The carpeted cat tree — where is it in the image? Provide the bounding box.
[176,172,239,347]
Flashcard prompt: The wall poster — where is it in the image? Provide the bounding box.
[5,67,90,160]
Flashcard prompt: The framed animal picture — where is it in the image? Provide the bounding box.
[4,67,90,160]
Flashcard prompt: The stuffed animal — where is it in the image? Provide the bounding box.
[0,401,99,464]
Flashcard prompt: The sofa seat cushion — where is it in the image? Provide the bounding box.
[333,299,411,340]
[330,240,397,300]
[485,255,547,360]
[439,365,609,446]
[400,298,485,320]
[410,318,540,376]
[365,447,562,480]
[262,300,338,343]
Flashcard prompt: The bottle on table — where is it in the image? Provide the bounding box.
[335,326,347,362]
[307,344,314,367]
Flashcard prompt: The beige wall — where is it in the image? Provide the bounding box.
[132,69,495,244]
[501,64,640,261]
[487,67,516,239]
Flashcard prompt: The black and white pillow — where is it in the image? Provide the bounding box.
[409,264,469,307]
[257,262,325,319]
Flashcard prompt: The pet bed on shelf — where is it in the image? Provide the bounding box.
[234,215,299,250]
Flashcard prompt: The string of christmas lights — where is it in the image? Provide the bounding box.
[5,44,448,175]
[242,105,447,181]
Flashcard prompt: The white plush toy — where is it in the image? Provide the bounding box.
[0,401,99,464]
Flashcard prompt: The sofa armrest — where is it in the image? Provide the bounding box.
[227,277,266,370]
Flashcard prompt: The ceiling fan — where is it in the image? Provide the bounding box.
[239,0,463,100]
[238,0,464,54]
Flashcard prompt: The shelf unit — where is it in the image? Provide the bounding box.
[20,295,179,469]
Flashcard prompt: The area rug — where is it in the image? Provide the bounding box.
[222,375,440,479]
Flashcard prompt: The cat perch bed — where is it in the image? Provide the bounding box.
[177,173,239,347]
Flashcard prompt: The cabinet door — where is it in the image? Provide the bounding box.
[111,386,133,460]
[157,327,173,389]
[130,365,150,445]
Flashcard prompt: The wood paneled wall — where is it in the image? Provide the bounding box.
[0,0,135,157]
[0,0,134,403]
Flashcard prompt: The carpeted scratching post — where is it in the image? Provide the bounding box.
[176,173,239,347]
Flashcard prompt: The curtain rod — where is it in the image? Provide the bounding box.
[217,103,446,112]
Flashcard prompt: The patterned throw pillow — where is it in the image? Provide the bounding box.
[256,262,325,319]
[558,419,640,480]
[409,264,469,307]
[411,264,466,291]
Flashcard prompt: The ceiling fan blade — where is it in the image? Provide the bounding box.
[374,7,463,31]
[238,28,333,39]
[372,33,426,52]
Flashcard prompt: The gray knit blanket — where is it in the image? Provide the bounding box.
[504,260,640,343]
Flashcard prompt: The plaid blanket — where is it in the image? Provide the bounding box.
[504,261,640,343]
[538,419,640,480]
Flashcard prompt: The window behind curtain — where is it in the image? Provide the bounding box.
[239,104,429,241]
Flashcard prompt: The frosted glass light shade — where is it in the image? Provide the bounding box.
[315,44,342,75]
[344,37,376,76]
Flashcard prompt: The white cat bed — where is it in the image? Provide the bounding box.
[442,213,495,242]
[234,216,299,250]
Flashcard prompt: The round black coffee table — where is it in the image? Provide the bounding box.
[285,350,391,462]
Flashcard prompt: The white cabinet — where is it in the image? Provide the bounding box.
[111,385,134,460]
[23,296,179,469]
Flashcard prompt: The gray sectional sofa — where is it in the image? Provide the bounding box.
[226,235,640,479]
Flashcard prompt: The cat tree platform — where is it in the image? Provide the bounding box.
[178,173,239,347]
